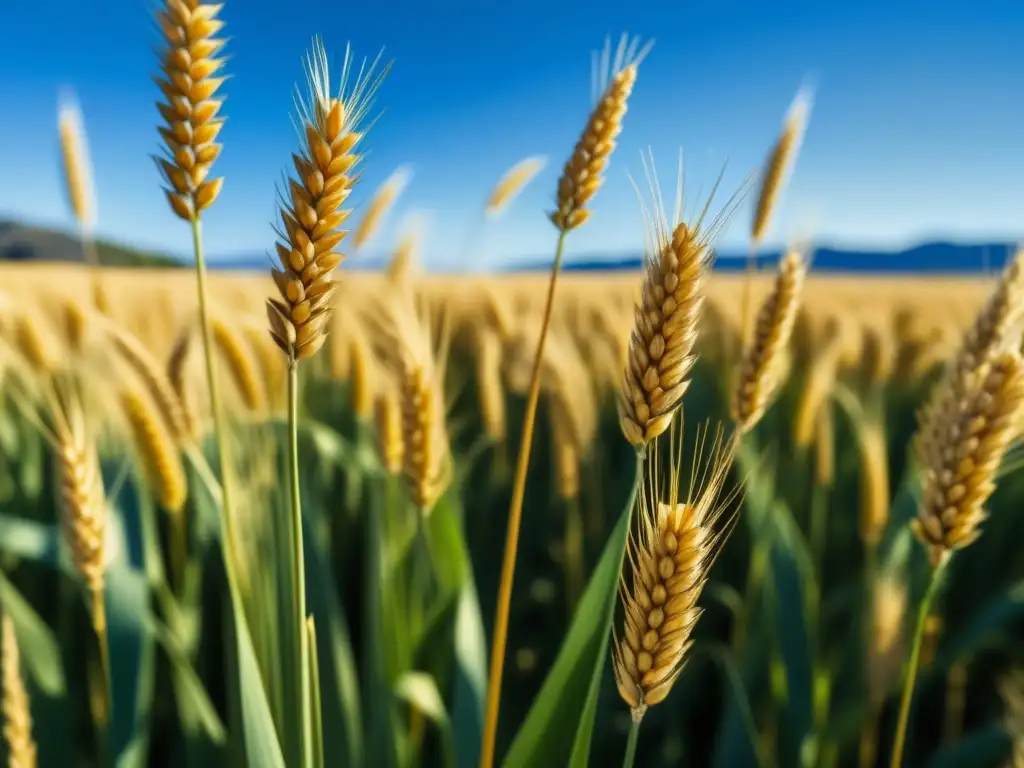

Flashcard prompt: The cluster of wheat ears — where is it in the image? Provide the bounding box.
[1,4,1024,768]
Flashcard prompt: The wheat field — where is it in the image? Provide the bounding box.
[0,9,1023,768]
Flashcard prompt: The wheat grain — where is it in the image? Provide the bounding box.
[613,426,738,717]
[154,0,228,221]
[352,166,412,249]
[549,34,651,232]
[267,39,388,361]
[751,88,811,244]
[121,385,189,515]
[912,351,1024,566]
[485,155,547,218]
[1,615,36,768]
[731,249,808,432]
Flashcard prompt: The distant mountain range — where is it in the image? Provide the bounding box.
[0,219,1018,274]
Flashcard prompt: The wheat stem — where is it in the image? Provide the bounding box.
[189,217,235,549]
[480,228,567,768]
[91,587,111,738]
[890,563,943,768]
[621,713,643,768]
[287,358,311,768]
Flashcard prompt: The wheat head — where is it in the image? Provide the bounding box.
[352,165,412,249]
[58,90,96,230]
[549,34,651,232]
[751,88,811,244]
[858,416,890,548]
[1,616,36,768]
[485,155,547,218]
[912,351,1024,567]
[211,315,266,412]
[474,327,507,442]
[613,427,738,718]
[374,386,405,475]
[267,39,388,362]
[731,249,808,432]
[121,385,189,515]
[154,0,228,221]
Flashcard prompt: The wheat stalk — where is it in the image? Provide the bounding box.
[613,424,738,751]
[352,165,412,250]
[1,616,36,768]
[731,249,808,433]
[485,155,547,218]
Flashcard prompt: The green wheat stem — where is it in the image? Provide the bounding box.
[188,216,235,552]
[889,561,944,768]
[621,712,644,768]
[287,357,311,768]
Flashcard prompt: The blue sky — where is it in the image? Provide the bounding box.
[2,0,1023,270]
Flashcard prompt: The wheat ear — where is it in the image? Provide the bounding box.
[1,616,37,768]
[267,39,388,362]
[485,155,547,218]
[120,385,189,516]
[374,386,405,475]
[912,351,1024,567]
[549,35,651,232]
[731,249,808,432]
[154,0,227,220]
[352,165,412,250]
[211,315,266,412]
[614,425,738,719]
[751,88,811,244]
[474,327,507,442]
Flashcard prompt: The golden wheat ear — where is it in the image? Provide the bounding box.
[618,150,748,448]
[267,37,391,362]
[352,165,412,250]
[912,351,1024,567]
[613,422,740,717]
[1,614,37,768]
[549,33,653,232]
[485,155,547,218]
[731,247,808,432]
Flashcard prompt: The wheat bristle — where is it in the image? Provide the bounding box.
[613,428,736,716]
[751,89,811,244]
[731,249,808,432]
[121,385,189,515]
[912,351,1024,566]
[549,35,650,232]
[154,0,228,221]
[485,155,547,217]
[352,166,412,249]
[1,615,37,768]
[267,39,387,362]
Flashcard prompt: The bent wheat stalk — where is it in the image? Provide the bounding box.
[480,32,651,768]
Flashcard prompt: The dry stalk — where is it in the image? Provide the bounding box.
[267,40,388,361]
[613,426,738,718]
[1,616,36,768]
[485,155,547,218]
[731,249,808,432]
[912,351,1024,567]
[154,0,227,221]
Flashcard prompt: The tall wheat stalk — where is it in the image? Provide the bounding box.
[479,33,650,768]
[265,37,387,767]
[152,0,233,556]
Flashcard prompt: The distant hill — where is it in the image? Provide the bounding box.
[519,241,1019,274]
[2,218,1019,275]
[0,220,182,268]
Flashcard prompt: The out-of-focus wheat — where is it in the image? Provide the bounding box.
[352,166,412,249]
[485,155,547,218]
[1,615,36,768]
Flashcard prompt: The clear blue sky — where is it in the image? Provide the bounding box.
[3,0,1023,270]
